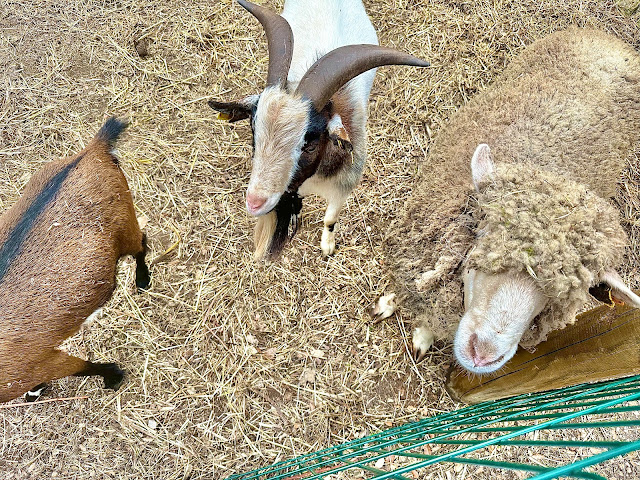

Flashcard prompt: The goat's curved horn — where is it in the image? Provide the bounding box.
[295,45,430,111]
[238,0,294,88]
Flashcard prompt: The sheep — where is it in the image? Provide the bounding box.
[377,28,640,374]
[0,118,150,403]
[209,0,429,259]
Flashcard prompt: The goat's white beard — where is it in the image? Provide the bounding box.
[254,211,277,260]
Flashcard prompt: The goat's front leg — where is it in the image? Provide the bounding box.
[321,192,349,256]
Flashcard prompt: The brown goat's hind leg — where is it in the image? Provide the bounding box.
[25,383,48,402]
[73,362,125,390]
[47,350,125,391]
[135,233,150,291]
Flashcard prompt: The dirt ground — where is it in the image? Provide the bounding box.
[1,0,640,479]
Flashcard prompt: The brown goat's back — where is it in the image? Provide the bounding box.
[0,126,144,402]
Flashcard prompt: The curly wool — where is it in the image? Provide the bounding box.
[385,28,640,350]
[466,163,627,347]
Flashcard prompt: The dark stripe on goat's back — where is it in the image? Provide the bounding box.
[0,154,83,283]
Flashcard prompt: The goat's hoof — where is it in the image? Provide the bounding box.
[321,232,336,256]
[136,265,151,291]
[321,246,335,256]
[102,364,125,391]
[371,293,396,321]
[411,326,434,363]
[25,383,48,402]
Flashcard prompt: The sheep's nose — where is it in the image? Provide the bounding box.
[246,193,267,214]
[473,354,492,368]
[470,334,493,368]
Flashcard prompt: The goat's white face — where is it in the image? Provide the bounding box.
[210,86,353,219]
[454,269,547,374]
[246,87,310,216]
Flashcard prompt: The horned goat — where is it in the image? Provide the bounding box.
[209,0,429,259]
[0,118,150,403]
[377,28,640,374]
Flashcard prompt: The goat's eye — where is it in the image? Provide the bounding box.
[303,143,317,153]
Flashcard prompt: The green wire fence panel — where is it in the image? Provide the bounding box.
[227,375,640,480]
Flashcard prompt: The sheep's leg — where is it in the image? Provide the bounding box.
[134,233,150,291]
[371,293,397,321]
[321,192,349,256]
[412,325,435,363]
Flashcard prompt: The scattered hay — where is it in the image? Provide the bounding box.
[0,0,639,478]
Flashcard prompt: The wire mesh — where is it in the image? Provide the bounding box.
[227,375,640,480]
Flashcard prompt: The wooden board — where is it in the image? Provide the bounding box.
[446,299,640,404]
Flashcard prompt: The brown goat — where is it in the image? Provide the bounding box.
[0,118,150,403]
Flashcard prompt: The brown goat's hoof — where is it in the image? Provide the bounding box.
[136,264,151,291]
[25,383,48,402]
[102,364,125,391]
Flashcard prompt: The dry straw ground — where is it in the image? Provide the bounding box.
[1,0,640,479]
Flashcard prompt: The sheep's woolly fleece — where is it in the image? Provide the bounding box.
[466,163,627,348]
[384,27,640,350]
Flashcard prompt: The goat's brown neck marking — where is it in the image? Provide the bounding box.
[317,90,356,178]
[267,91,356,257]
[0,154,83,283]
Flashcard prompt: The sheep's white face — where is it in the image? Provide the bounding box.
[454,144,548,373]
[454,269,547,374]
[453,143,640,374]
[246,87,310,216]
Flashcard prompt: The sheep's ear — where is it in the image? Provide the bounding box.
[471,143,495,191]
[208,95,258,123]
[592,270,640,308]
[327,113,353,152]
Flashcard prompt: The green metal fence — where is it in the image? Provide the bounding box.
[227,375,640,480]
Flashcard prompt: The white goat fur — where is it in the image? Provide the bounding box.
[282,0,377,97]
[251,0,379,257]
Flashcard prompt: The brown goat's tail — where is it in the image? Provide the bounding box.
[93,117,128,148]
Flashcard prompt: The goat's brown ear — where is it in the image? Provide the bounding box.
[327,113,353,152]
[208,97,257,123]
